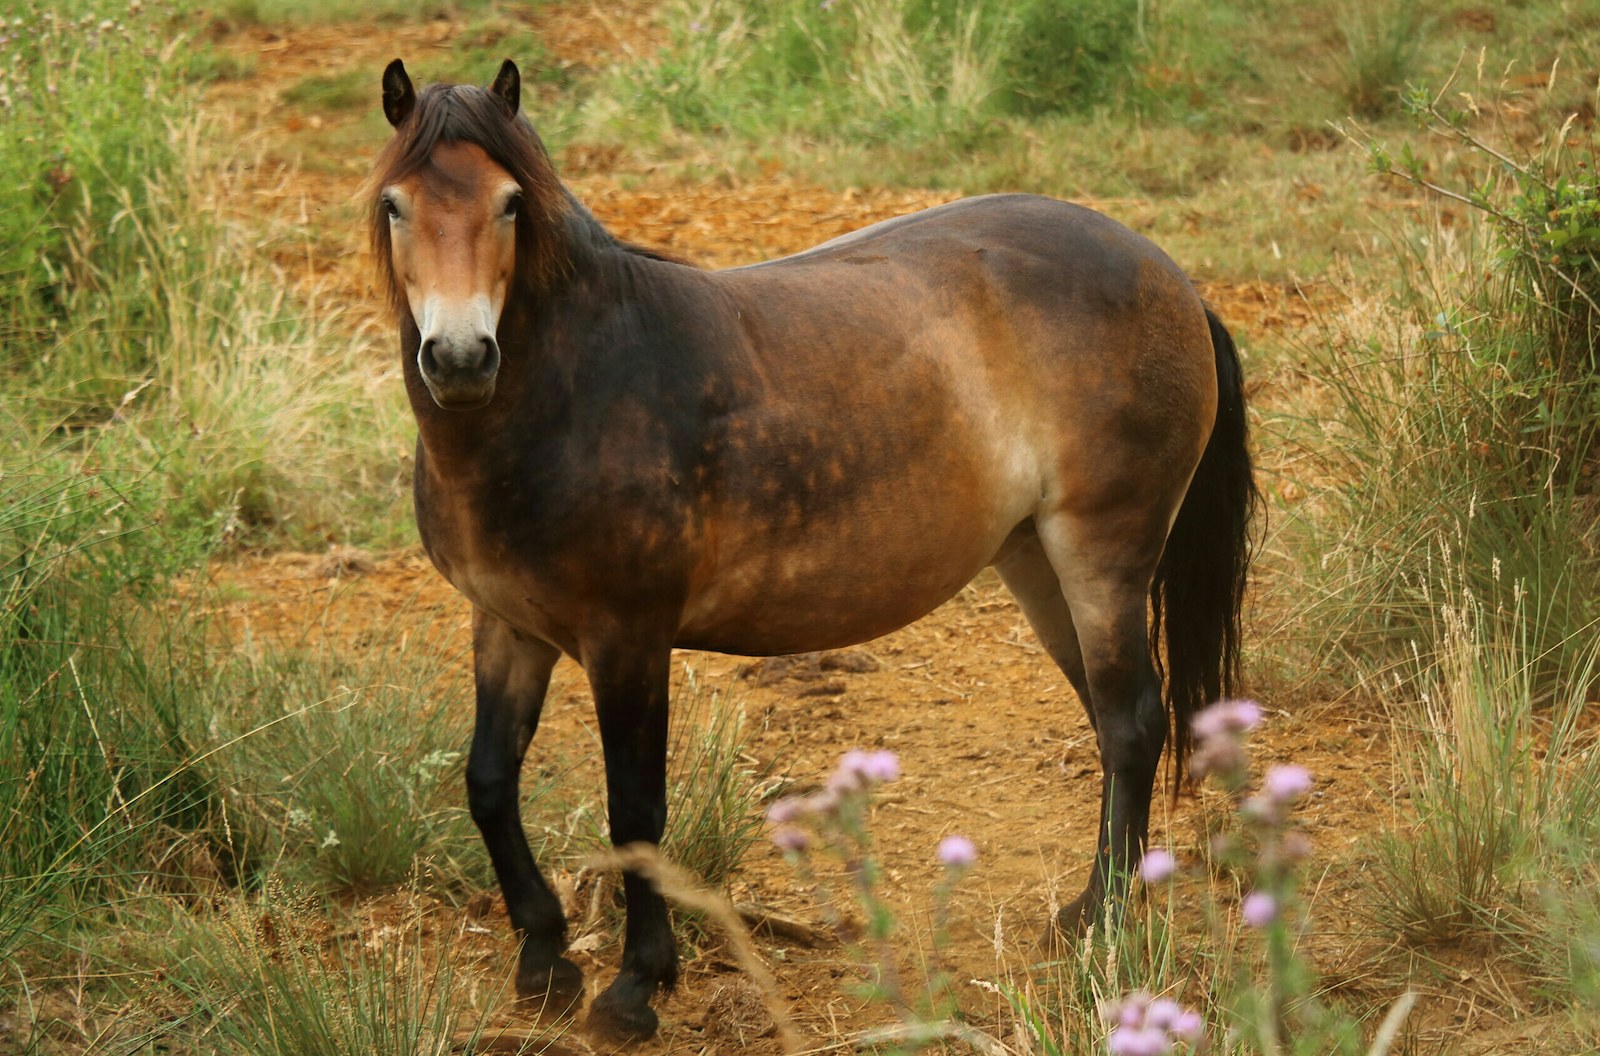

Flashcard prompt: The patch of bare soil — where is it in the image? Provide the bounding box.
[185,5,1527,1053]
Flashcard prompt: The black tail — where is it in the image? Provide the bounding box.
[1150,307,1261,780]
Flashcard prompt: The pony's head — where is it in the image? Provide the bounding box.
[371,59,566,409]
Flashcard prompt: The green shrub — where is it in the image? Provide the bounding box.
[1338,0,1428,118]
[1295,86,1600,679]
[208,638,483,894]
[605,0,1148,147]
[998,0,1142,115]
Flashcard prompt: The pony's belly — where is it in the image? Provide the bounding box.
[676,582,967,656]
[675,532,1003,656]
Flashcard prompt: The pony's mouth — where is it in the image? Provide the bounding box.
[420,373,498,410]
[418,336,500,409]
[426,384,497,410]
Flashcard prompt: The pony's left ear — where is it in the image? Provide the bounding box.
[490,59,520,116]
[382,59,415,127]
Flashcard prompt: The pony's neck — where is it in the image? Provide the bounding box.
[553,186,613,258]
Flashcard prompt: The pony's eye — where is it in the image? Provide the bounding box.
[503,193,522,220]
[383,196,400,220]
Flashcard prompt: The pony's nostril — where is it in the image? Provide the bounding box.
[419,337,441,377]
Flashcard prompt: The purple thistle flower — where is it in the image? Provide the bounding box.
[1100,991,1149,1028]
[833,748,900,789]
[937,834,977,868]
[1107,1025,1171,1056]
[1102,991,1203,1054]
[1263,763,1313,803]
[857,749,901,783]
[1191,698,1262,742]
[1144,997,1184,1031]
[770,825,809,852]
[1189,699,1264,781]
[766,797,805,825]
[1241,890,1278,927]
[1139,848,1175,884]
[1170,1010,1203,1043]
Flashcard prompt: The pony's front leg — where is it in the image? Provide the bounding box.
[466,613,583,1013]
[584,637,678,1040]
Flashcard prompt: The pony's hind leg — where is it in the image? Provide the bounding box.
[995,535,1095,728]
[468,613,583,1014]
[1031,511,1170,933]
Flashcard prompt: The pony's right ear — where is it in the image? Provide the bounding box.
[382,59,415,128]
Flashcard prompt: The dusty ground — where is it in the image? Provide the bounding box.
[190,5,1467,1053]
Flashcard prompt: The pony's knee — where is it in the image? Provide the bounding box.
[465,762,518,824]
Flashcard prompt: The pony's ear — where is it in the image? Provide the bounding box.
[490,59,520,116]
[382,59,415,128]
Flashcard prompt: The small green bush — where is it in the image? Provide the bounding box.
[997,0,1142,115]
[606,0,1148,147]
[1297,85,1600,679]
[1338,0,1428,118]
[209,640,481,894]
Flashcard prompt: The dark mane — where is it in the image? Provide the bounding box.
[368,82,570,310]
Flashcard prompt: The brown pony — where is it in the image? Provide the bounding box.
[370,59,1257,1040]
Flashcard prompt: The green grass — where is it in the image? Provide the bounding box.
[1337,0,1430,118]
[130,880,559,1055]
[209,0,502,28]
[1364,570,1600,1025]
[283,70,373,111]
[0,453,217,975]
[206,631,481,894]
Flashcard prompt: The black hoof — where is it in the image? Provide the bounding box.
[515,955,584,1018]
[1054,888,1124,944]
[587,981,660,1041]
[1056,893,1095,937]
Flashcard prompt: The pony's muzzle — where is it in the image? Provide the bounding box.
[418,333,500,408]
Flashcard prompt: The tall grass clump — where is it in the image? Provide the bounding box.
[1369,569,1593,947]
[0,459,218,977]
[150,879,551,1055]
[661,669,768,890]
[205,631,486,894]
[602,0,1146,147]
[1337,0,1428,118]
[1295,73,1600,680]
[0,2,205,410]
[1369,568,1600,1017]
